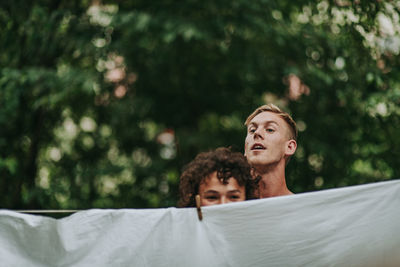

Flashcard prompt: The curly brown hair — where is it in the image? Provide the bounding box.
[178,147,259,207]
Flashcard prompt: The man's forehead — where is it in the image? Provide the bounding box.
[201,175,240,187]
[249,111,284,125]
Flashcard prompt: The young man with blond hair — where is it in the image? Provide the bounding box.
[244,104,298,198]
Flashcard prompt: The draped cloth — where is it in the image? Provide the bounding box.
[1,180,400,267]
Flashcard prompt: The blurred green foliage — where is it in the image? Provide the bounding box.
[1,0,399,209]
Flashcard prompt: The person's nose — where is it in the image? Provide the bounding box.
[253,127,263,140]
[221,196,229,204]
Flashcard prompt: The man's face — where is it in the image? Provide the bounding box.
[244,111,292,168]
[199,171,245,206]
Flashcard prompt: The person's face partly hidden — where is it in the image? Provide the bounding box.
[198,171,245,206]
[244,111,295,169]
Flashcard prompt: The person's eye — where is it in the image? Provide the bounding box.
[266,128,275,133]
[229,195,241,200]
[248,127,256,133]
[205,196,218,200]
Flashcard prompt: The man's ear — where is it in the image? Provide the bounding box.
[285,139,297,156]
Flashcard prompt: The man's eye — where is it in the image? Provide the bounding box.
[205,196,218,200]
[229,195,240,200]
[266,128,275,133]
[249,128,256,133]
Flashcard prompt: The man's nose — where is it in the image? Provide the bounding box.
[253,128,263,139]
[221,196,228,204]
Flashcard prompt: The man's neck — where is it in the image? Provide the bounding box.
[254,163,293,198]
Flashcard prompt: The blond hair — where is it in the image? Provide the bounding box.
[244,104,298,141]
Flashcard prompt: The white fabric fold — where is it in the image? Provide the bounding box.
[1,180,399,267]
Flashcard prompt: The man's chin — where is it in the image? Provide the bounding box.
[247,156,268,166]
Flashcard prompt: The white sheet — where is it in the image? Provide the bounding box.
[1,180,399,267]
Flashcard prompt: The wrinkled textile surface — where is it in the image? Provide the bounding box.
[1,180,400,267]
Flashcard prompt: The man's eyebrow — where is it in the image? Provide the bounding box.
[249,120,279,126]
[264,120,279,126]
[227,190,242,193]
[203,190,219,194]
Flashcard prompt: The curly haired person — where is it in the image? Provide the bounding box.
[178,147,259,207]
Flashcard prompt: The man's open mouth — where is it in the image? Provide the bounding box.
[251,143,266,150]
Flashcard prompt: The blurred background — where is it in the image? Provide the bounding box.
[1,0,399,209]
